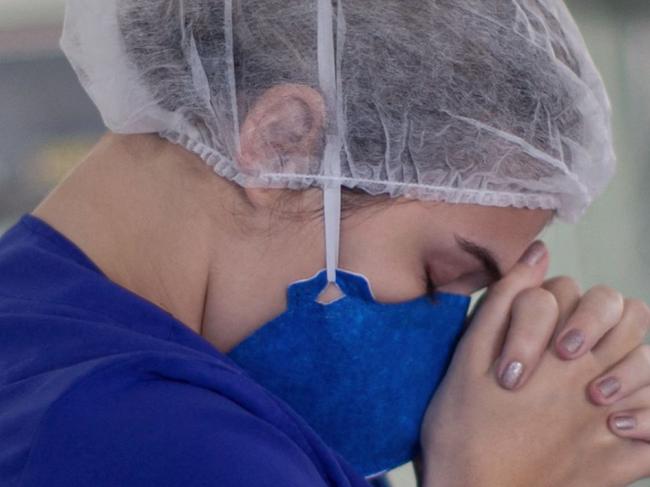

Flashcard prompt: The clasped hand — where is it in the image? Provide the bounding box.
[419,241,650,487]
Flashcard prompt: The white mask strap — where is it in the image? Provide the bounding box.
[323,148,342,284]
[318,0,344,284]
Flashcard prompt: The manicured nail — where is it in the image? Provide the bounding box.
[596,377,621,398]
[520,241,547,267]
[500,361,524,390]
[613,416,636,431]
[559,329,585,355]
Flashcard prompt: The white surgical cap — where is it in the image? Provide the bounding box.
[61,0,615,226]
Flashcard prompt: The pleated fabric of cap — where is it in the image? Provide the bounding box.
[61,0,616,231]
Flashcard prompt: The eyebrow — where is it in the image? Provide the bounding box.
[454,235,504,282]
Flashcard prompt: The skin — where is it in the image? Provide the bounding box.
[421,263,650,487]
[32,83,650,485]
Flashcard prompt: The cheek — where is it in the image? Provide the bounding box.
[426,247,484,285]
[358,268,428,303]
[437,272,492,296]
[339,234,428,303]
[428,257,468,285]
[427,250,494,295]
[340,258,427,304]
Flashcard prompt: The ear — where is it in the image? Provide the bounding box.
[238,83,326,178]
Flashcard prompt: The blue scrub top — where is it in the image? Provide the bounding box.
[0,214,370,487]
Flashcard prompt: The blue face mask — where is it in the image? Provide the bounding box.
[228,268,471,477]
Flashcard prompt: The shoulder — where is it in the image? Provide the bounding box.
[19,359,330,487]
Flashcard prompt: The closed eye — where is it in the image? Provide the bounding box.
[454,235,504,283]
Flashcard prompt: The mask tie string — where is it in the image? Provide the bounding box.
[323,146,342,284]
[318,0,340,286]
[318,0,344,286]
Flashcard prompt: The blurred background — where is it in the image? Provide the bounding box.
[0,1,648,486]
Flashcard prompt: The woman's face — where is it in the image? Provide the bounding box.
[338,200,553,301]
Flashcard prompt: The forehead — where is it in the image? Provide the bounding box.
[445,203,553,236]
[382,200,553,271]
[437,203,553,269]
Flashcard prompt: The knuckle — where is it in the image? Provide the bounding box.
[486,282,506,300]
[590,284,624,307]
[487,278,517,302]
[585,285,625,324]
[543,275,581,295]
[622,299,650,340]
[507,331,544,356]
[514,288,558,314]
[626,298,650,322]
[491,273,520,293]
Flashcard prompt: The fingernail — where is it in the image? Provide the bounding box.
[500,361,524,390]
[559,329,585,355]
[596,377,621,399]
[613,416,636,431]
[519,241,547,267]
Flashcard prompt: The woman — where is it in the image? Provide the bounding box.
[1,0,649,486]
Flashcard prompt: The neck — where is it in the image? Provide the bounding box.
[33,133,325,352]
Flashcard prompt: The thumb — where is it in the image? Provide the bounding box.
[461,240,550,369]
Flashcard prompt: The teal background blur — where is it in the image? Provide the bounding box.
[0,1,649,486]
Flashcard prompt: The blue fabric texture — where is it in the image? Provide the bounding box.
[0,214,370,487]
[229,269,471,476]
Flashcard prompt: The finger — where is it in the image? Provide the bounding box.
[495,288,559,390]
[610,385,650,414]
[609,408,650,442]
[541,276,581,341]
[461,240,549,370]
[553,285,624,360]
[589,344,650,405]
[593,298,650,367]
[495,276,577,391]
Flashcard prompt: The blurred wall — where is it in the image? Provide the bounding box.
[544,1,650,305]
[0,1,649,487]
[0,0,102,233]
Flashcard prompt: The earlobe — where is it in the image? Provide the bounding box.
[238,84,326,175]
